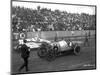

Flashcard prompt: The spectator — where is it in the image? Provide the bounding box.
[12,6,96,32]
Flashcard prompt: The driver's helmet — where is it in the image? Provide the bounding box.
[69,42,72,46]
[67,40,72,46]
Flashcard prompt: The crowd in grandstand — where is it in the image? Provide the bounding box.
[12,6,96,32]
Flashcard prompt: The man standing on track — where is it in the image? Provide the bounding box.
[84,32,89,46]
[18,39,30,72]
[88,31,91,40]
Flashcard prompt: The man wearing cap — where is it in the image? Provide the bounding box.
[18,39,30,72]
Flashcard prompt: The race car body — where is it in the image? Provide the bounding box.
[51,40,72,51]
[15,36,51,52]
[37,40,82,61]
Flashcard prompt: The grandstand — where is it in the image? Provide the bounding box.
[12,6,96,33]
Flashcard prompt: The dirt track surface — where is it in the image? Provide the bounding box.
[11,39,96,74]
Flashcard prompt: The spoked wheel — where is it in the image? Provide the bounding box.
[37,48,47,58]
[73,46,80,55]
[46,49,56,61]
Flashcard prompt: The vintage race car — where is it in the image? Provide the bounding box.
[15,37,51,52]
[37,40,83,61]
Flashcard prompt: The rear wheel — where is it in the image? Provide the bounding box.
[73,45,80,55]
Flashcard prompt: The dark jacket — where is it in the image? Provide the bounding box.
[20,44,30,59]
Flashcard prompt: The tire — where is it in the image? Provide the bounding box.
[37,48,47,58]
[73,45,80,55]
[46,49,56,61]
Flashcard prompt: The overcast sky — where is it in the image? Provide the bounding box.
[12,1,95,15]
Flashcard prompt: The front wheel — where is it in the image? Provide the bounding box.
[73,46,80,55]
[37,48,47,58]
[46,49,56,61]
